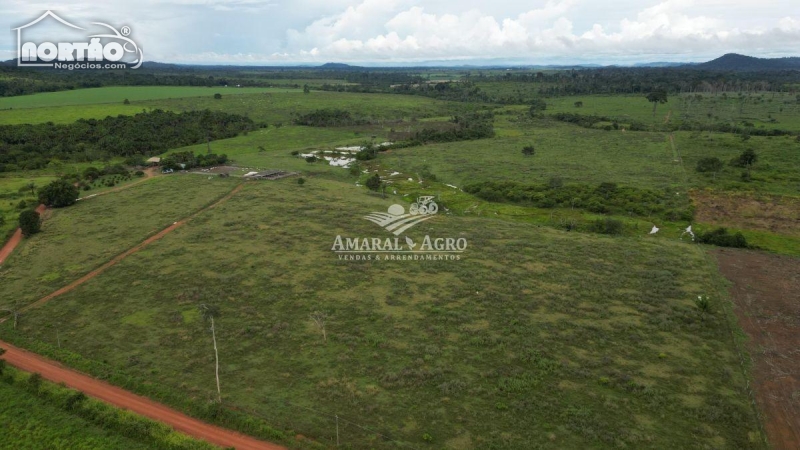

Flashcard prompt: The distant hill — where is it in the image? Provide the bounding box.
[318,62,357,69]
[691,53,800,71]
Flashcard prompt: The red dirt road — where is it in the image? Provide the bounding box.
[713,249,800,450]
[0,204,46,266]
[0,341,284,450]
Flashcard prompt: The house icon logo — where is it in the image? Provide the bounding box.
[14,11,143,69]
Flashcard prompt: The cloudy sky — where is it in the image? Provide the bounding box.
[2,0,799,65]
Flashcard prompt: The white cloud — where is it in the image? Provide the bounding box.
[281,0,800,62]
[1,0,798,64]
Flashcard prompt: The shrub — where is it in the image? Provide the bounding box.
[529,99,547,115]
[365,173,381,191]
[305,155,317,163]
[589,218,624,235]
[213,93,222,99]
[297,177,306,185]
[731,148,757,167]
[521,145,535,156]
[697,228,748,248]
[696,157,723,173]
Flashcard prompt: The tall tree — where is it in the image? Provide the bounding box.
[646,90,669,118]
[38,180,78,208]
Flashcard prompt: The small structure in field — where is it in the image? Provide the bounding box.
[146,157,161,165]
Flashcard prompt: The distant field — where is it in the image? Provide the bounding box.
[167,125,374,175]
[0,86,300,110]
[379,117,800,195]
[0,177,763,449]
[143,90,485,125]
[543,93,800,132]
[0,89,482,126]
[0,175,239,309]
[381,119,685,189]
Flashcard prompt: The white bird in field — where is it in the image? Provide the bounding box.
[649,225,660,234]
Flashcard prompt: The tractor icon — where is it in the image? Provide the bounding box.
[409,196,438,216]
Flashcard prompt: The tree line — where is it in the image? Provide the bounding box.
[0,109,254,172]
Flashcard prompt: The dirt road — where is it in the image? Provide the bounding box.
[0,204,47,266]
[0,340,285,450]
[713,248,800,449]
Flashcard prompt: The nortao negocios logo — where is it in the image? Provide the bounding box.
[14,11,143,70]
[331,196,467,261]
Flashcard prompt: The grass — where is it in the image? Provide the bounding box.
[0,90,483,126]
[0,86,299,110]
[0,174,240,310]
[0,365,216,449]
[541,93,800,132]
[142,90,485,125]
[378,116,800,195]
[0,177,764,449]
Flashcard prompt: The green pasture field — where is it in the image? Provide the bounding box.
[542,93,800,132]
[166,125,378,176]
[0,86,300,110]
[142,90,484,125]
[0,174,240,309]
[0,177,763,449]
[0,90,482,126]
[379,117,800,195]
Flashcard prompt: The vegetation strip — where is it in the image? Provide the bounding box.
[0,342,284,450]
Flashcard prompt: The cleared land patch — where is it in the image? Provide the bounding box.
[713,249,800,450]
[1,177,764,449]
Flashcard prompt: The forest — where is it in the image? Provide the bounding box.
[0,109,254,171]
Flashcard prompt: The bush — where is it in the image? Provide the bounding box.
[82,166,101,181]
[697,228,748,248]
[731,148,757,167]
[19,210,42,237]
[214,93,222,99]
[365,173,381,191]
[297,177,305,185]
[529,99,547,115]
[305,155,317,163]
[696,157,723,173]
[589,218,624,235]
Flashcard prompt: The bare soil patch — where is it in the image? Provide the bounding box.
[713,248,800,449]
[692,190,800,236]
